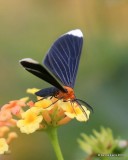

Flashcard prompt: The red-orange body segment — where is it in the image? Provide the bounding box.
[56,86,75,101]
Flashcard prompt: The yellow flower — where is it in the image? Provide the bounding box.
[26,88,42,100]
[0,138,9,154]
[59,101,90,122]
[35,98,54,110]
[17,107,43,134]
[31,97,89,129]
[26,88,39,94]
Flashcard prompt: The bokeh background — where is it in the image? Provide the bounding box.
[0,0,128,160]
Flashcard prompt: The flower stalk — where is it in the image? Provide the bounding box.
[47,127,64,160]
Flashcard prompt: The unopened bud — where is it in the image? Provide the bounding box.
[7,132,18,144]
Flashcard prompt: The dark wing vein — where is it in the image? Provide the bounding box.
[71,38,79,84]
[57,40,71,83]
[63,37,72,83]
[50,49,69,84]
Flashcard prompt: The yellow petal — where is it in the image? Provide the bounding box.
[0,138,9,154]
[26,88,40,94]
[35,99,53,110]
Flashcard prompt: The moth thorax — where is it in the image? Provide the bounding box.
[57,86,75,100]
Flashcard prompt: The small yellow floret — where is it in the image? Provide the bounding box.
[60,101,90,122]
[0,138,9,154]
[26,88,39,94]
[17,107,43,134]
[35,99,53,110]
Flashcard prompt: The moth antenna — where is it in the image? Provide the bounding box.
[76,99,93,112]
[75,99,88,119]
[70,101,77,115]
[36,96,49,102]
[44,97,63,109]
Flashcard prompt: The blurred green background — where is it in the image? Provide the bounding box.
[0,0,128,160]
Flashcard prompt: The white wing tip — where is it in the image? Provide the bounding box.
[67,29,83,37]
[19,58,39,64]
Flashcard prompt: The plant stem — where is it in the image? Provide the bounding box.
[47,127,64,160]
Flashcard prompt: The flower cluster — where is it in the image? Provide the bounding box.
[17,88,90,134]
[0,97,28,154]
[78,127,128,159]
[0,88,90,154]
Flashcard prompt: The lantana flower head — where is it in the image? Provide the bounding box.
[78,126,128,159]
[16,88,90,134]
[1,88,90,136]
[78,127,117,155]
[0,98,28,154]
